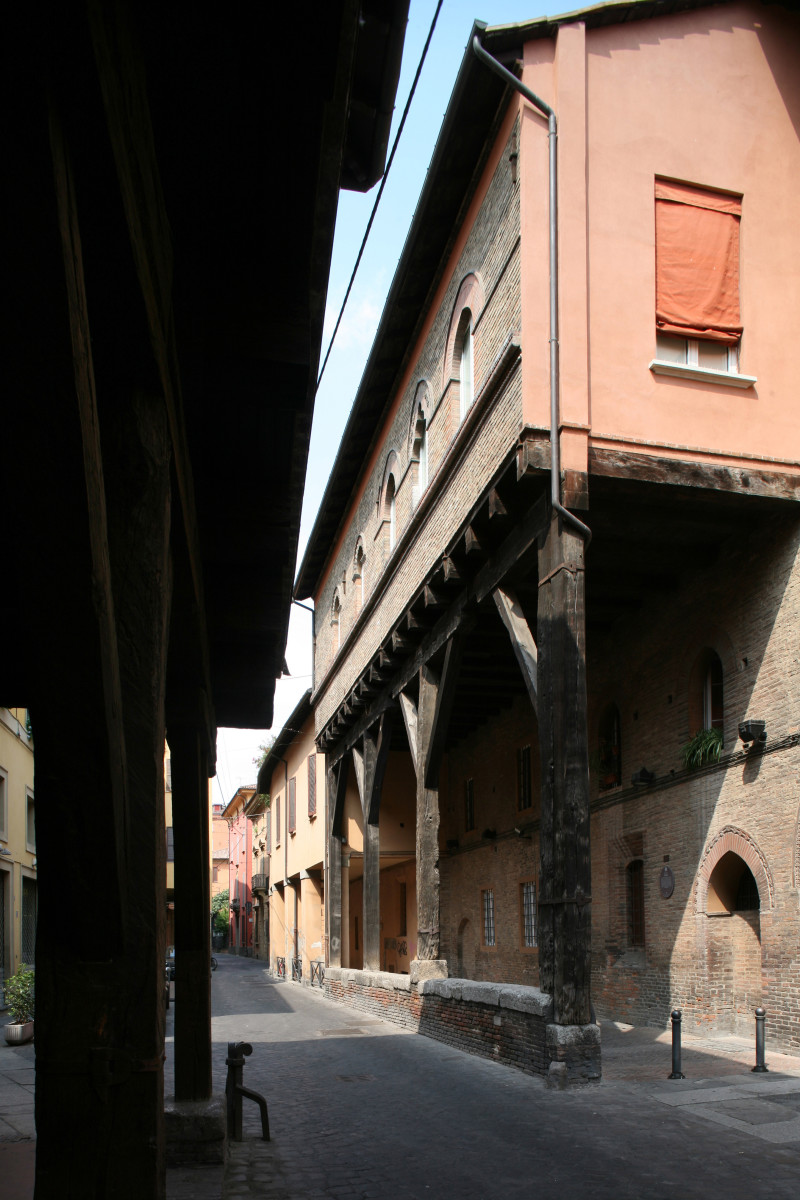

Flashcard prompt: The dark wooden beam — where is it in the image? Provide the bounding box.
[589,446,800,502]
[493,586,538,715]
[424,629,467,790]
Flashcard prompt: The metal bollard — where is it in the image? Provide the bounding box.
[225,1041,270,1142]
[752,1007,769,1073]
[668,1009,685,1079]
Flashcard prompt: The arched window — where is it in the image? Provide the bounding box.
[459,318,473,421]
[388,476,396,550]
[331,590,341,652]
[352,540,366,612]
[703,652,724,732]
[598,704,621,791]
[707,851,760,914]
[626,860,645,947]
[410,404,428,505]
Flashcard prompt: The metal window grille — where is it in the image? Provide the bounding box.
[517,746,531,810]
[288,778,296,834]
[308,754,316,817]
[21,876,37,965]
[522,880,536,947]
[482,888,495,947]
[626,860,645,947]
[464,778,475,832]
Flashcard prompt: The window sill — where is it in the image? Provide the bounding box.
[649,359,757,389]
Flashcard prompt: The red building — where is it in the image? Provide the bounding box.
[223,786,256,954]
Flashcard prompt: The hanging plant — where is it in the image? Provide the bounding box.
[681,727,723,770]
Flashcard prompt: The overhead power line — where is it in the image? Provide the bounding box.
[316,0,445,392]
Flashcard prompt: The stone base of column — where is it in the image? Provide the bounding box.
[409,959,448,985]
[545,1022,601,1088]
[164,1094,227,1166]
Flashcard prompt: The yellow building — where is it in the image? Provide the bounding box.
[256,691,326,983]
[0,707,37,1000]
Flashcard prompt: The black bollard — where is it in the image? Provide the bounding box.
[668,1009,685,1079]
[226,1041,270,1141]
[752,1007,769,1073]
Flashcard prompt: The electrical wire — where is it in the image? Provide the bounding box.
[315,0,445,391]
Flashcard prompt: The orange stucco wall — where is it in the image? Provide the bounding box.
[520,3,800,471]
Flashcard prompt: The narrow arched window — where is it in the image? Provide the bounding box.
[626,860,645,948]
[353,541,366,613]
[331,591,341,652]
[388,477,396,550]
[703,652,724,732]
[459,321,473,420]
[598,704,621,791]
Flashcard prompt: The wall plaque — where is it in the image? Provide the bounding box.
[660,865,675,899]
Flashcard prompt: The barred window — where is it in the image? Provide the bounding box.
[482,888,495,947]
[166,826,174,863]
[517,745,532,810]
[308,754,317,818]
[288,777,296,834]
[521,880,536,947]
[464,778,475,832]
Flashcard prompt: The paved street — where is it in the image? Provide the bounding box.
[4,954,800,1198]
[170,955,800,1200]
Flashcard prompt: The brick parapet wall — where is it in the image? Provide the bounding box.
[324,967,560,1078]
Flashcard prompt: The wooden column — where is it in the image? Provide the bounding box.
[536,512,592,1025]
[326,760,347,968]
[415,665,442,960]
[361,713,394,971]
[169,724,212,1101]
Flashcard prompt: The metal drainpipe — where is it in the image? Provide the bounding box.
[472,35,591,546]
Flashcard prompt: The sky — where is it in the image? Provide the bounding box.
[212,0,555,806]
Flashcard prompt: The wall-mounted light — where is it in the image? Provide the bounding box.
[739,720,766,747]
[631,767,655,786]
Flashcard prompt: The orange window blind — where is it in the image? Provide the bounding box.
[655,179,742,345]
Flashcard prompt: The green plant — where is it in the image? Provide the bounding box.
[211,888,229,935]
[4,962,35,1024]
[681,726,723,770]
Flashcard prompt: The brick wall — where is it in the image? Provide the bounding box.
[324,968,570,1080]
[314,121,522,724]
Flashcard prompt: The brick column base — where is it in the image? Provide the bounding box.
[546,1023,601,1088]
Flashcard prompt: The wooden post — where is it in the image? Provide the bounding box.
[361,713,394,970]
[416,664,441,961]
[326,760,347,968]
[169,724,212,1101]
[536,512,592,1025]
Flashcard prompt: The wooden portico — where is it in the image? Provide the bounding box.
[4,1,407,1194]
[315,435,798,1070]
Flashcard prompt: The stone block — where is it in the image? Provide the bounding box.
[164,1093,227,1166]
[498,986,553,1018]
[409,959,448,985]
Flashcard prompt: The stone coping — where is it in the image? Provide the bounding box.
[325,966,554,1018]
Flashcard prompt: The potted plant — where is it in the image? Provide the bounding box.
[681,726,723,770]
[3,961,35,1044]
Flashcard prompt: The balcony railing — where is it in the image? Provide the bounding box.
[251,873,269,891]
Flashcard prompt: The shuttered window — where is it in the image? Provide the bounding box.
[308,754,316,818]
[288,777,296,835]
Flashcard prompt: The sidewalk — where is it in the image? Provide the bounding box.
[4,964,800,1199]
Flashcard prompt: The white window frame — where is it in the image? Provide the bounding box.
[650,334,756,388]
[0,766,7,842]
[459,323,474,419]
[25,787,35,853]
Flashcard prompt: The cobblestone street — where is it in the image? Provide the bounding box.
[166,954,800,1200]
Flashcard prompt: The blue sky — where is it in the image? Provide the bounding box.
[214,0,555,803]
